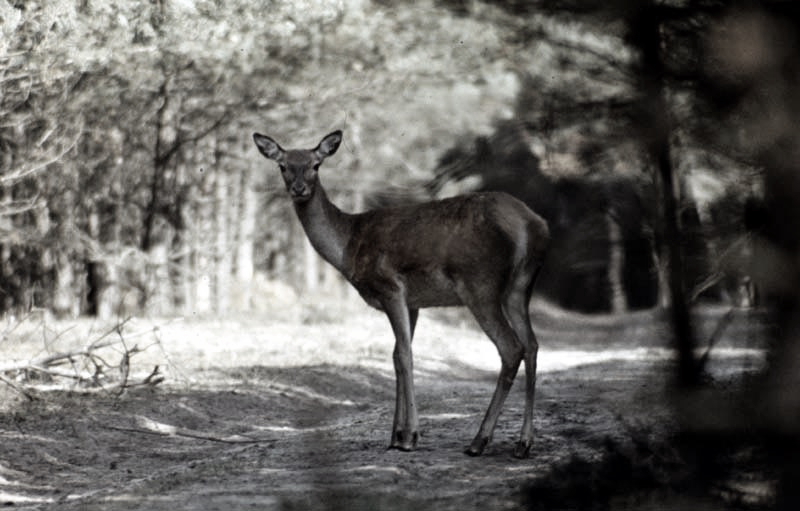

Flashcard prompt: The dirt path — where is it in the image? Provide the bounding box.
[0,307,765,510]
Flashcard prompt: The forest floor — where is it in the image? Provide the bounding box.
[0,301,772,510]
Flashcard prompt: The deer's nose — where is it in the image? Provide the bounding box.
[290,183,309,197]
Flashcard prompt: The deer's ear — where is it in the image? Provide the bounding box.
[253,133,284,161]
[315,130,342,159]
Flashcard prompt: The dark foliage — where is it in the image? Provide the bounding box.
[427,122,659,313]
[524,432,776,510]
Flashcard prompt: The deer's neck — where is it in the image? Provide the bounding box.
[293,183,353,273]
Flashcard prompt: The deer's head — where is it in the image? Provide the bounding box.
[253,130,343,203]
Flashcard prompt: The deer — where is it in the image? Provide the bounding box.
[252,130,549,458]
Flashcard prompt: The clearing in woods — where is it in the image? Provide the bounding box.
[0,302,766,510]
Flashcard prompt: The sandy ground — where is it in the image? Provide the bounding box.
[0,303,767,510]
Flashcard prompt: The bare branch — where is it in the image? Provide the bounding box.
[0,317,167,398]
[698,308,736,372]
[0,196,40,218]
[0,127,82,185]
[0,373,35,401]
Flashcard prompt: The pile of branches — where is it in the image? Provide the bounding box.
[0,317,165,400]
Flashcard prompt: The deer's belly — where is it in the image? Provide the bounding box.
[350,266,462,309]
[404,269,462,308]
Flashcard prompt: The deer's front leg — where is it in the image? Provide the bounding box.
[385,301,419,451]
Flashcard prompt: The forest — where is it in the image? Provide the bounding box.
[2,0,543,319]
[1,0,788,320]
[2,0,800,509]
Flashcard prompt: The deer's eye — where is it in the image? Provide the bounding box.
[313,164,320,171]
[279,165,287,173]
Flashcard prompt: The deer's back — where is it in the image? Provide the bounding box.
[343,192,548,309]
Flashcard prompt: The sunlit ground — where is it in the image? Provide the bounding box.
[0,299,767,395]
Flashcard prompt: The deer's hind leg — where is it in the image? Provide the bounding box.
[457,282,525,457]
[503,263,542,459]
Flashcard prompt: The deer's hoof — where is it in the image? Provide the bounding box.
[513,440,532,459]
[464,436,489,457]
[388,430,419,452]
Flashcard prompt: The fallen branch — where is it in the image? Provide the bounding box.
[0,317,166,398]
[0,373,35,401]
[103,415,271,444]
[698,307,736,373]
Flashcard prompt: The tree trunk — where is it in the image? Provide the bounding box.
[53,250,78,317]
[214,156,231,314]
[51,188,77,317]
[146,241,171,316]
[141,73,180,315]
[607,213,626,313]
[233,167,257,310]
[181,195,198,315]
[629,3,699,387]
